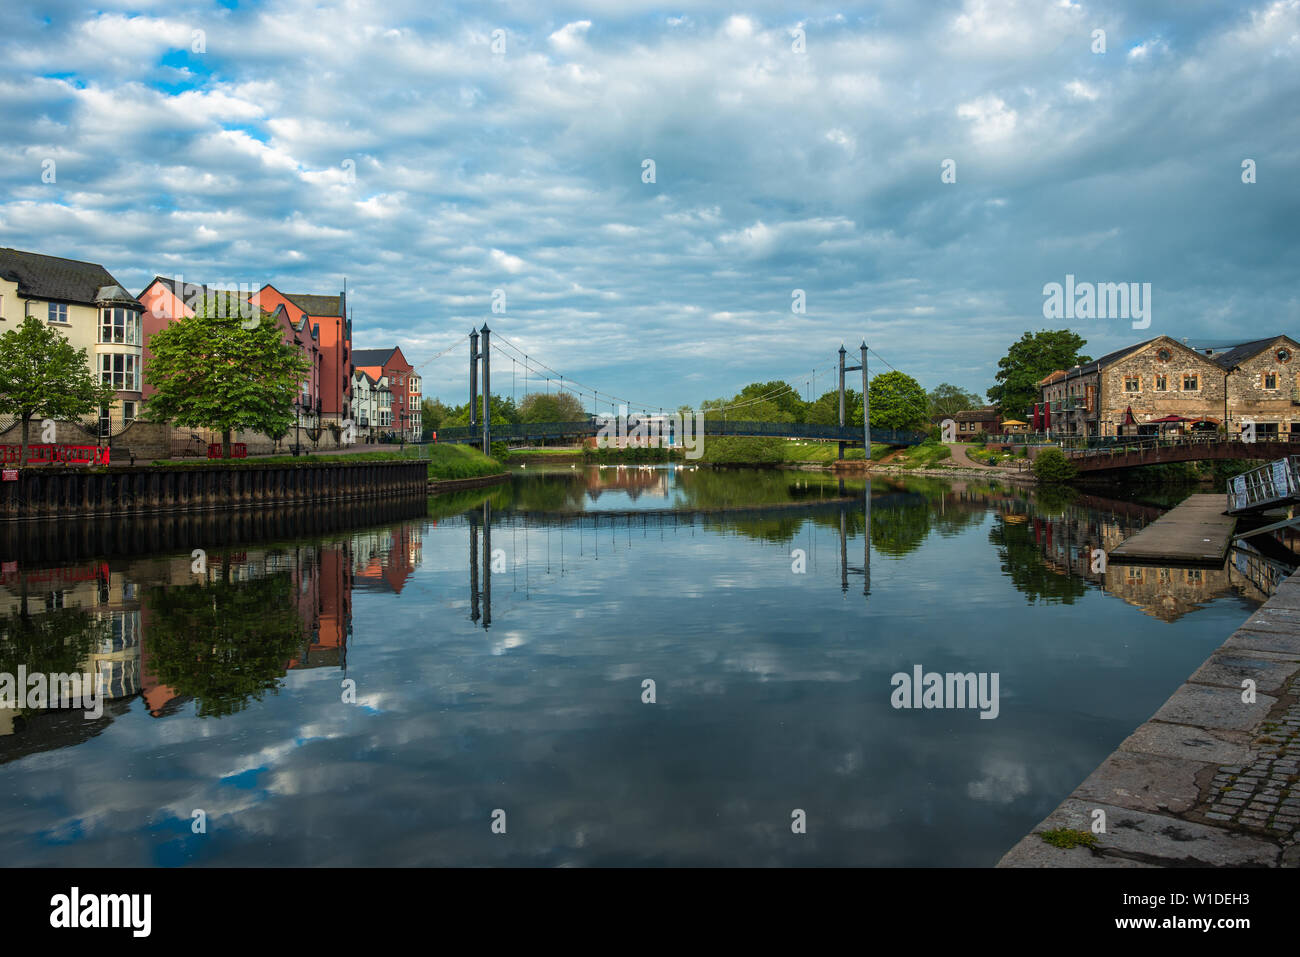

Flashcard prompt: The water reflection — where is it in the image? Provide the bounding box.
[1,470,1295,865]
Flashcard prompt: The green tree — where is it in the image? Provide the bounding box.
[868,371,928,431]
[145,302,310,458]
[444,394,519,428]
[421,397,453,435]
[0,316,115,464]
[928,383,981,419]
[987,330,1090,417]
[518,390,586,423]
[1032,447,1078,484]
[804,388,863,426]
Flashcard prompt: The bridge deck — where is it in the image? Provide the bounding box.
[1108,494,1237,565]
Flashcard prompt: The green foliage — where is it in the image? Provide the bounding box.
[1031,447,1078,484]
[424,443,503,480]
[898,440,952,469]
[518,390,586,423]
[0,315,115,456]
[987,330,1090,417]
[1039,828,1098,850]
[145,301,310,457]
[142,570,306,718]
[441,394,519,427]
[583,443,676,464]
[698,436,786,464]
[490,440,511,461]
[421,397,453,434]
[869,371,928,431]
[927,382,982,419]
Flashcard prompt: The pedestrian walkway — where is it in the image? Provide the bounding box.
[998,569,1300,867]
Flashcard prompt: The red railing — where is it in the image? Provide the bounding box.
[207,443,248,459]
[0,444,111,466]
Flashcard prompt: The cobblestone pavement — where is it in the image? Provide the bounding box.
[1204,676,1300,837]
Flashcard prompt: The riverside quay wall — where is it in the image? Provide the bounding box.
[0,460,429,521]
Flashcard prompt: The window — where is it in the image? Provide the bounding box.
[99,353,141,391]
[99,307,140,344]
[1155,374,1167,391]
[1182,373,1199,391]
[122,401,136,425]
[1265,372,1278,389]
[48,302,68,323]
[1124,376,1140,392]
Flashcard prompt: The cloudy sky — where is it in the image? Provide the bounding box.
[2,0,1297,411]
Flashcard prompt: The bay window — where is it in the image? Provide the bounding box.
[99,353,141,391]
[99,307,141,344]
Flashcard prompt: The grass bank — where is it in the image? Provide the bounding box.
[151,444,503,481]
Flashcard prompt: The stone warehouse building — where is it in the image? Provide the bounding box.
[1035,334,1300,438]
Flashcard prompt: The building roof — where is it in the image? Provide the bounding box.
[0,247,140,308]
[954,407,999,422]
[140,276,263,317]
[1204,337,1290,370]
[352,348,398,367]
[1037,370,1068,386]
[281,292,343,316]
[1057,337,1158,382]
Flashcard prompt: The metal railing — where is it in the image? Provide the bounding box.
[434,420,928,445]
[1228,456,1300,512]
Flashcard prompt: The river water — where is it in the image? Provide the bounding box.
[0,466,1282,865]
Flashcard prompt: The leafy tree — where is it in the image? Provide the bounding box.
[735,381,806,421]
[928,383,981,419]
[444,394,519,428]
[868,371,928,431]
[0,316,115,464]
[987,330,1090,417]
[1032,447,1078,484]
[145,301,310,458]
[518,390,586,423]
[421,397,453,434]
[805,388,863,426]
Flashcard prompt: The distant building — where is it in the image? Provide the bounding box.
[1035,334,1300,437]
[952,407,1001,436]
[250,286,351,425]
[351,369,393,438]
[0,247,145,435]
[353,347,421,441]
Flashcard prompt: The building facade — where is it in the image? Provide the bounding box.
[137,277,322,426]
[353,347,421,441]
[0,247,146,435]
[351,369,393,438]
[250,286,352,426]
[1035,335,1300,438]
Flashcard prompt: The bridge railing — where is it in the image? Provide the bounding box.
[435,420,929,445]
[1228,456,1300,512]
[1061,432,1295,459]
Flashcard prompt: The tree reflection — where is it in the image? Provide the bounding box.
[142,570,305,718]
[989,514,1088,604]
[0,604,103,715]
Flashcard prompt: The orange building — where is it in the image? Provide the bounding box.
[250,285,352,424]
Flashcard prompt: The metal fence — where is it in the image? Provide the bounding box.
[1228,456,1300,513]
[435,420,927,445]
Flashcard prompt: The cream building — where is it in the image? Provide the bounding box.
[0,247,145,436]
